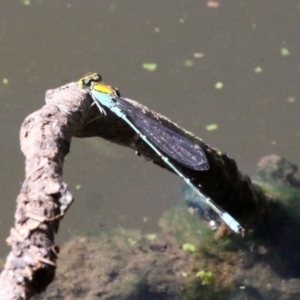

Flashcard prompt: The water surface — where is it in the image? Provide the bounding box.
[0,0,299,265]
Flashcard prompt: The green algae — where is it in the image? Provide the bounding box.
[196,270,215,285]
[182,243,197,253]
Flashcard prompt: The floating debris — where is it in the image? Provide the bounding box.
[287,96,296,103]
[146,234,157,241]
[21,0,31,5]
[182,243,196,253]
[215,82,224,89]
[196,270,214,285]
[281,47,290,57]
[127,238,137,246]
[254,66,263,73]
[183,60,194,67]
[206,124,218,131]
[193,52,204,58]
[207,1,220,8]
[142,63,157,71]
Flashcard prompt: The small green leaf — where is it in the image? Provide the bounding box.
[287,96,296,103]
[254,66,262,73]
[21,0,31,5]
[127,238,137,246]
[182,243,196,253]
[142,63,157,71]
[281,47,290,57]
[215,82,224,89]
[183,60,194,67]
[206,124,218,131]
[146,234,157,241]
[196,270,214,285]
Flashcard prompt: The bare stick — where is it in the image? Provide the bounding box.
[0,81,268,299]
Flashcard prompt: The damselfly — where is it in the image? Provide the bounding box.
[78,73,245,234]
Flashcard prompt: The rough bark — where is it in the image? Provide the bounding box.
[0,82,268,299]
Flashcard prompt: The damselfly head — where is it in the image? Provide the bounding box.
[78,73,121,97]
[78,73,102,89]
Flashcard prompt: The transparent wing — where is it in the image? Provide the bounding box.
[116,97,209,171]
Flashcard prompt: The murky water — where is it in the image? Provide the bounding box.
[0,0,299,293]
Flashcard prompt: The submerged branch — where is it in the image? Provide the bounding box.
[0,81,270,299]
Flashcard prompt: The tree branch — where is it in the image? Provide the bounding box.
[0,81,269,299]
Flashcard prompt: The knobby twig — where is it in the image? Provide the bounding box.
[0,81,269,299]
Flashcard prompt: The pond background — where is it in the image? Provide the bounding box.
[0,0,299,259]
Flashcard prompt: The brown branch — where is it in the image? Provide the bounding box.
[0,83,85,299]
[0,81,269,298]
